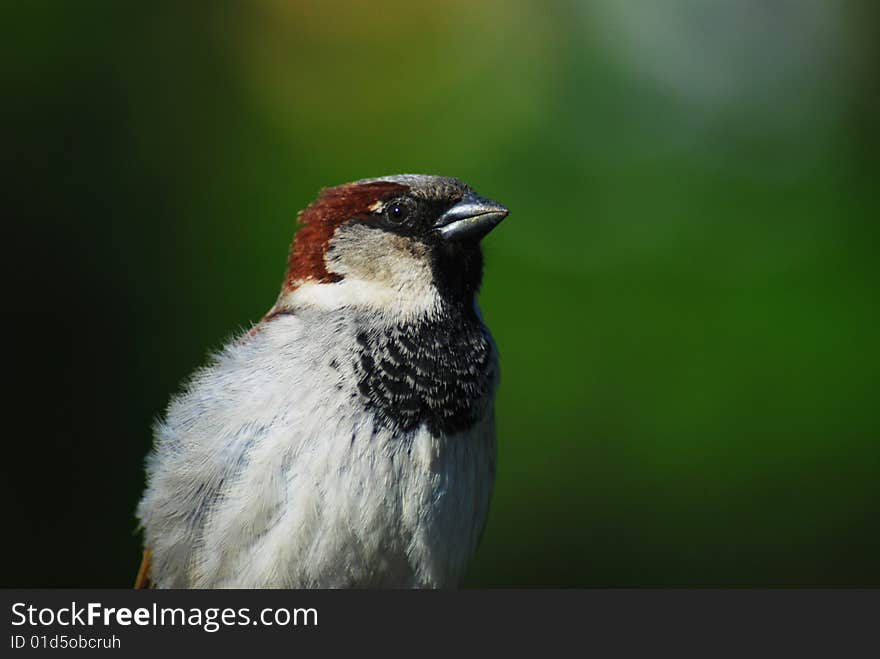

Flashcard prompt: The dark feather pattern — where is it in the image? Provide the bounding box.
[354,305,495,437]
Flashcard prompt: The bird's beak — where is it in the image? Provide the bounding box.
[433,192,509,242]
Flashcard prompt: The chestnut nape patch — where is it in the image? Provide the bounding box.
[285,181,409,289]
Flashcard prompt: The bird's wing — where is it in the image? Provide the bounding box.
[134,548,152,589]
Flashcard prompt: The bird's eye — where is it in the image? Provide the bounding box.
[387,202,409,224]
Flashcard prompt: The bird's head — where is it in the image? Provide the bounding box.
[272,174,508,318]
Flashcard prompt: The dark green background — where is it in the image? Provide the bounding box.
[4,1,878,587]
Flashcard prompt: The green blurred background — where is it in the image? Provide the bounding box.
[4,0,878,587]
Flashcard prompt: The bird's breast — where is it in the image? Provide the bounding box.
[351,310,497,437]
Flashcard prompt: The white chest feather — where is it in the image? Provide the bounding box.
[137,311,497,588]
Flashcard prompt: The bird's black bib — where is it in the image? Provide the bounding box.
[354,308,494,437]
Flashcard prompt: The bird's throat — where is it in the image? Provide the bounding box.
[353,306,495,437]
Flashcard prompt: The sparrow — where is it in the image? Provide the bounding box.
[135,174,508,588]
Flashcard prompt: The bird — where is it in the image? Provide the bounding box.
[135,174,509,588]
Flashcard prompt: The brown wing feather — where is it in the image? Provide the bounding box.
[134,548,152,589]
